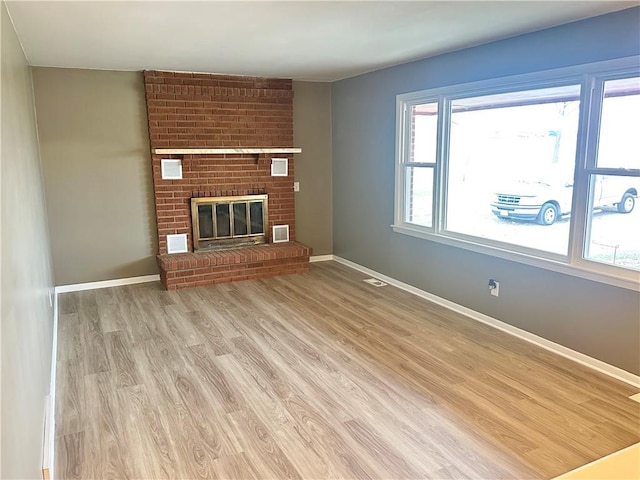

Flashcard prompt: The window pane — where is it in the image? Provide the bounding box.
[410,102,438,163]
[596,77,640,169]
[446,85,581,255]
[584,174,640,270]
[405,166,433,227]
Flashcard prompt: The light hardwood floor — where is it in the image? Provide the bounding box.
[55,261,640,479]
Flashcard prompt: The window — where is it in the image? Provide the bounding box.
[583,76,640,271]
[394,58,640,290]
[404,102,438,228]
[446,85,581,255]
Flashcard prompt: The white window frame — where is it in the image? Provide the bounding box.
[393,56,640,291]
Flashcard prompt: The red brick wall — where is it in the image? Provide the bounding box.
[144,71,295,255]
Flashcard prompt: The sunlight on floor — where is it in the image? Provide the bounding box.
[553,443,639,480]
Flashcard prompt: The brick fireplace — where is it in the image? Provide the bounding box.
[144,71,311,289]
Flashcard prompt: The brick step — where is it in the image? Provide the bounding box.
[157,241,311,290]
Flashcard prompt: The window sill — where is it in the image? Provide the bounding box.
[392,224,640,292]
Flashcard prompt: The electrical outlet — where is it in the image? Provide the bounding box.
[488,279,499,297]
[293,181,300,192]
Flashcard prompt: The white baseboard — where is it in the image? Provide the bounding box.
[55,274,160,294]
[310,254,335,263]
[55,260,334,293]
[46,289,59,480]
[42,395,51,480]
[333,256,640,389]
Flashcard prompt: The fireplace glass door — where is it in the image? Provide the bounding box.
[192,194,268,251]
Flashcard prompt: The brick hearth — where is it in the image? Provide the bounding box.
[157,242,311,290]
[144,71,310,289]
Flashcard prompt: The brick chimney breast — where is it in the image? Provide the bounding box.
[144,71,309,289]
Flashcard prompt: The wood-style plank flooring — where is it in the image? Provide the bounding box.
[55,261,640,479]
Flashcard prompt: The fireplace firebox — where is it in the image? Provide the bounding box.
[191,195,268,251]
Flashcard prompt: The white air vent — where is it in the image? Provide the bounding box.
[167,234,188,254]
[271,158,288,177]
[363,278,387,287]
[272,225,290,243]
[161,159,182,180]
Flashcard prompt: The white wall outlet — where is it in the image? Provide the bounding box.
[293,181,300,192]
[489,279,499,297]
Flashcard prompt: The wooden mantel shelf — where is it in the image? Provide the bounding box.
[154,147,302,155]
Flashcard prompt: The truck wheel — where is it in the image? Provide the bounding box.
[617,193,635,213]
[537,203,558,225]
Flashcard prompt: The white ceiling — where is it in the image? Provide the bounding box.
[6,1,637,81]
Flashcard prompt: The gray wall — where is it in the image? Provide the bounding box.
[294,81,333,255]
[1,2,55,478]
[332,8,640,374]
[32,67,158,285]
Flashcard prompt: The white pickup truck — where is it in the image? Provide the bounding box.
[491,175,638,225]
